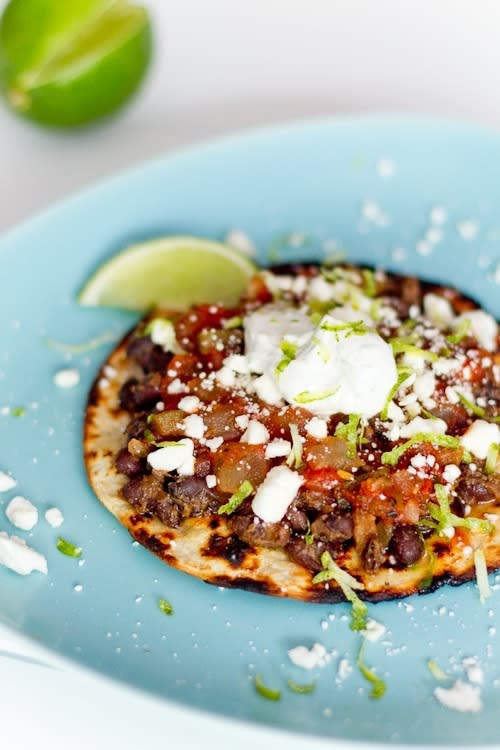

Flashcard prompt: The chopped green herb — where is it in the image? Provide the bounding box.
[420,407,439,420]
[223,316,243,329]
[56,537,82,558]
[446,318,471,345]
[361,269,377,297]
[474,549,491,605]
[295,387,340,404]
[424,484,495,536]
[155,440,184,448]
[334,414,363,458]
[11,406,26,417]
[287,678,316,694]
[380,368,412,420]
[321,320,371,339]
[146,414,154,424]
[143,428,156,443]
[356,642,386,699]
[457,392,486,418]
[485,444,499,475]
[276,339,298,375]
[390,338,438,362]
[286,424,303,469]
[218,480,254,515]
[381,433,472,466]
[427,659,450,681]
[312,551,368,631]
[158,598,174,615]
[254,674,282,701]
[44,331,117,354]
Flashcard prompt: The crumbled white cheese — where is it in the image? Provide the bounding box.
[45,507,64,528]
[215,366,236,388]
[434,680,482,713]
[6,496,38,531]
[182,414,206,440]
[178,395,201,413]
[399,416,447,438]
[167,378,188,395]
[0,471,17,493]
[223,354,250,374]
[265,438,292,458]
[251,465,304,523]
[288,642,329,670]
[423,294,455,329]
[453,310,498,351]
[205,436,224,452]
[443,464,461,484]
[0,532,47,576]
[224,229,257,256]
[253,374,282,405]
[305,417,328,439]
[361,618,386,642]
[412,372,436,402]
[241,420,270,445]
[235,414,249,430]
[457,220,479,241]
[460,420,500,460]
[54,368,80,388]
[205,474,217,489]
[387,401,405,422]
[147,439,195,476]
[148,319,178,352]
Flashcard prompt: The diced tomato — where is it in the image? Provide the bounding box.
[165,353,199,380]
[304,436,364,471]
[213,443,270,494]
[302,467,341,493]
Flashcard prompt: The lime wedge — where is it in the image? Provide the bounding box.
[0,0,151,128]
[78,236,258,311]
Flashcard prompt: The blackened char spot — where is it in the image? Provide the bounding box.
[134,528,170,556]
[203,533,251,567]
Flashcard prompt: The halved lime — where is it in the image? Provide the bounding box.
[0,0,151,128]
[78,236,258,311]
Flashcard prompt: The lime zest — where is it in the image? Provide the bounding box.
[446,318,471,345]
[424,484,494,536]
[158,598,174,615]
[334,414,364,458]
[320,320,371,339]
[356,642,386,699]
[287,678,316,694]
[44,330,117,354]
[485,444,499,475]
[312,551,368,631]
[295,387,340,404]
[390,338,438,362]
[286,424,303,469]
[380,367,412,420]
[254,674,282,701]
[223,316,243,329]
[56,537,82,558]
[427,659,450,681]
[361,269,377,298]
[381,433,472,466]
[218,481,254,515]
[276,339,297,375]
[474,549,491,604]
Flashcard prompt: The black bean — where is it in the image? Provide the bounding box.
[389,524,424,566]
[115,448,142,477]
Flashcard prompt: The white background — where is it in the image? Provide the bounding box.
[1,1,500,748]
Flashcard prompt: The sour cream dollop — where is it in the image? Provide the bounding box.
[244,308,397,419]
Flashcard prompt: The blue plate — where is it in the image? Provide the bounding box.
[0,117,499,746]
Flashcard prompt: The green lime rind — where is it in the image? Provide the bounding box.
[0,0,151,127]
[78,236,258,311]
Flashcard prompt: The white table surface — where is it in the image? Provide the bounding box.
[2,1,500,747]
